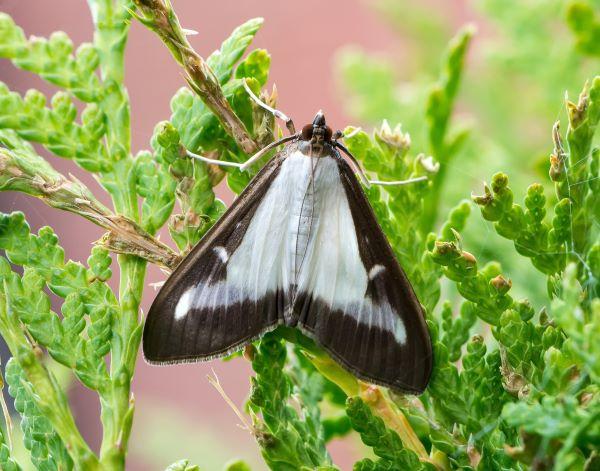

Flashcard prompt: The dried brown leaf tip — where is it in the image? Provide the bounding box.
[566,81,590,129]
[549,121,567,182]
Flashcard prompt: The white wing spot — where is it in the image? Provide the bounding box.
[394,318,407,344]
[214,246,229,263]
[368,264,385,280]
[174,287,194,320]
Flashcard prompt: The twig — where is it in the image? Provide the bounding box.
[0,148,181,270]
[207,369,257,435]
[131,0,258,154]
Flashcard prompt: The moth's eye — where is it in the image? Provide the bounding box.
[324,126,333,141]
[301,124,313,140]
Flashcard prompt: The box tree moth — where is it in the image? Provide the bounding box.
[143,83,433,394]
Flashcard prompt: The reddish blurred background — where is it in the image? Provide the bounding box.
[0,1,468,469]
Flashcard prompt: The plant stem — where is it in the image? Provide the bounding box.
[0,148,181,269]
[132,0,258,154]
[359,385,441,467]
[88,2,147,469]
[421,26,473,233]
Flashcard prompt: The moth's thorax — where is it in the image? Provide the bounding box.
[297,140,334,158]
[298,111,334,158]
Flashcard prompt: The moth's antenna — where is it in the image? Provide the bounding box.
[368,176,428,186]
[243,79,296,135]
[334,141,428,187]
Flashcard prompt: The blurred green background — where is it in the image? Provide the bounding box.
[336,0,599,313]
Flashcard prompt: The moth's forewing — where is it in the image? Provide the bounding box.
[296,153,432,393]
[143,149,289,363]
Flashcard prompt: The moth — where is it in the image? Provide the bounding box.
[143,84,433,394]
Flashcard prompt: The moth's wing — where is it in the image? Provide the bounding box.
[143,150,290,364]
[296,155,433,394]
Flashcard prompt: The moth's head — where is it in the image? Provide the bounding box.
[301,111,333,142]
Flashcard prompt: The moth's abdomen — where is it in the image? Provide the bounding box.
[289,170,317,284]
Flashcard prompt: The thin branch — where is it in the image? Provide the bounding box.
[207,369,258,435]
[131,0,258,154]
[359,385,439,467]
[0,148,181,270]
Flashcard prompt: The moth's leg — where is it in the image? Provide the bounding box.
[187,150,243,168]
[243,79,296,135]
[332,127,361,142]
[333,141,370,186]
[368,176,428,186]
[334,141,427,187]
[239,134,298,170]
[188,134,298,171]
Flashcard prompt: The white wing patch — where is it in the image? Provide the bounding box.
[214,246,228,263]
[174,150,406,344]
[175,287,194,320]
[368,264,386,280]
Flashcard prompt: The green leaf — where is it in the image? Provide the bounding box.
[249,334,336,470]
[426,25,475,160]
[152,120,221,251]
[165,458,200,471]
[551,264,600,382]
[224,459,252,471]
[439,301,477,362]
[493,309,544,383]
[0,83,109,171]
[134,149,177,235]
[5,359,74,471]
[566,1,600,57]
[0,212,114,391]
[0,407,21,471]
[503,395,599,468]
[421,25,474,232]
[235,49,270,86]
[427,330,469,427]
[207,18,264,84]
[0,14,100,101]
[472,173,566,275]
[87,246,113,282]
[431,234,515,325]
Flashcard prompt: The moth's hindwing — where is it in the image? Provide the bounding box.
[142,150,289,364]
